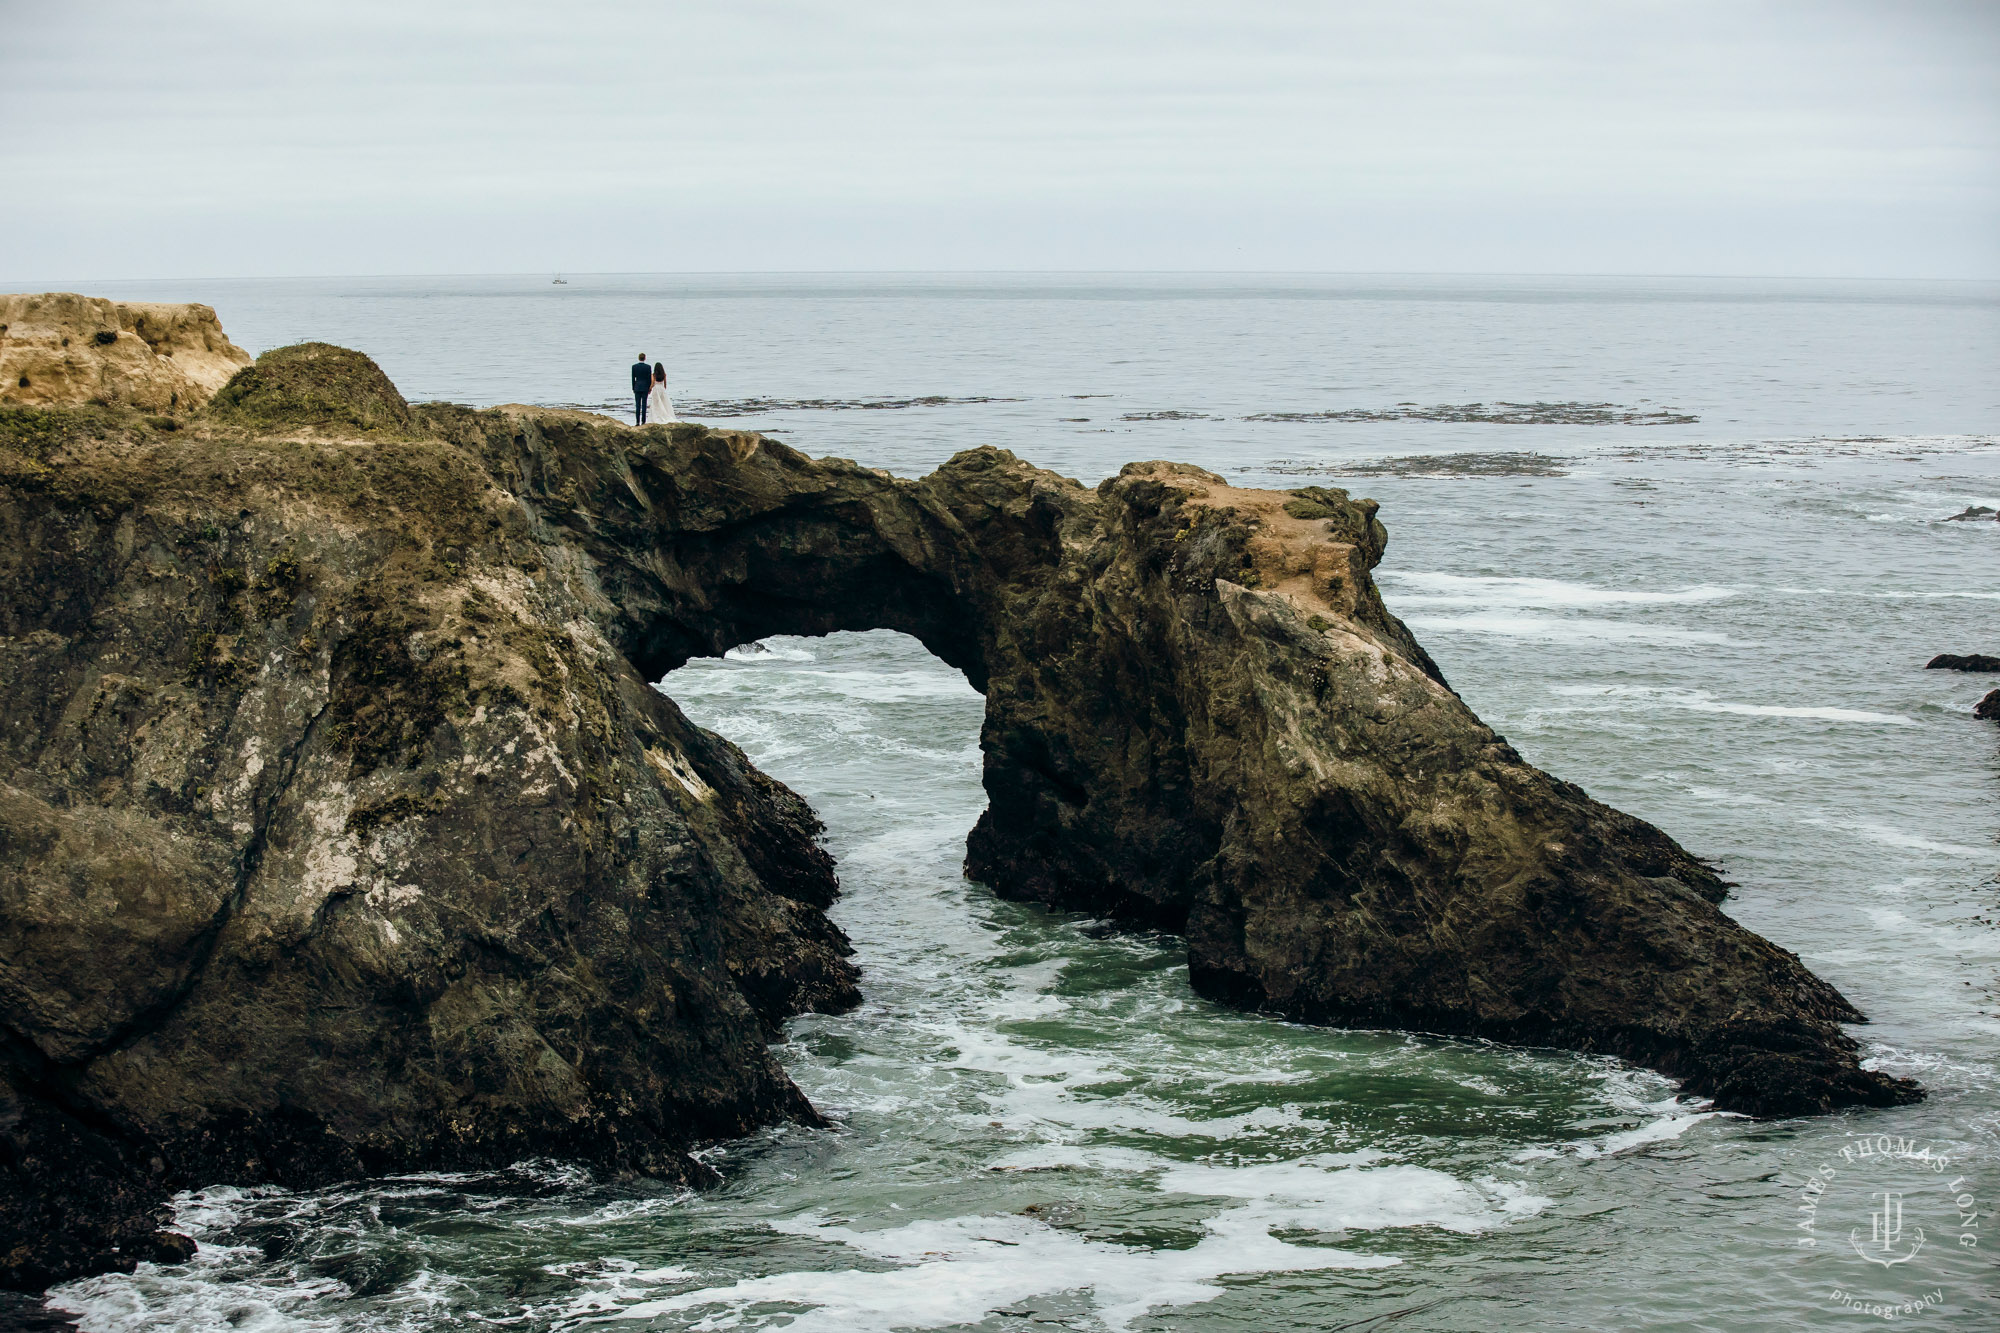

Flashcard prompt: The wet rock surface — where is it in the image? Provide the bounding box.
[0,325,1918,1290]
[1976,690,2000,721]
[1926,653,2000,672]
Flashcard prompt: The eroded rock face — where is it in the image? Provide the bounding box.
[494,427,1914,1122]
[0,293,251,413]
[0,352,855,1289]
[0,339,1918,1289]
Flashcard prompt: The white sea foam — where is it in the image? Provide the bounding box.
[671,667,978,706]
[1681,784,1774,806]
[1774,586,2000,601]
[557,1259,699,1316]
[583,1209,1394,1332]
[1377,571,1738,609]
[50,1266,350,1332]
[984,1142,1546,1232]
[1399,612,1732,646]
[1153,1156,1547,1233]
[1549,684,1914,726]
[1806,818,1993,858]
[1509,1076,1732,1161]
[1583,1111,1730,1157]
[46,1185,341,1332]
[581,1144,1550,1331]
[515,1193,695,1228]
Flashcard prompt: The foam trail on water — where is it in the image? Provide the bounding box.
[584,1211,1397,1332]
[1807,818,1994,858]
[1378,571,1739,609]
[1548,684,1915,726]
[1399,612,1732,645]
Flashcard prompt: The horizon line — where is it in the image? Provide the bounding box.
[7,267,2000,288]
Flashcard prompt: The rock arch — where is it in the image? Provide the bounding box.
[0,334,1917,1288]
[491,410,1916,1117]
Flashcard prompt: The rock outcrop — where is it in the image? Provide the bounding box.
[0,345,856,1290]
[1976,690,2000,720]
[0,324,1920,1290]
[1926,653,2000,672]
[0,292,250,414]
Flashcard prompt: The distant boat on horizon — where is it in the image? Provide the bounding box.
[551,275,568,285]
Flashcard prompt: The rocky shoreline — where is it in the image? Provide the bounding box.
[0,301,1920,1292]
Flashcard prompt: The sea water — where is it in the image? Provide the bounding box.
[31,273,2000,1330]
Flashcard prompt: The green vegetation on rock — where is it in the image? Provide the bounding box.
[205,342,415,434]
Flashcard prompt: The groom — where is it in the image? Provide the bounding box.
[630,352,651,424]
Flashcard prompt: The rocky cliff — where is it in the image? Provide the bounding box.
[0,309,1919,1290]
[0,341,858,1289]
[0,293,251,414]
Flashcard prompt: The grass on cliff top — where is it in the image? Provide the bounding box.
[205,342,414,435]
[0,406,122,461]
[1,407,495,544]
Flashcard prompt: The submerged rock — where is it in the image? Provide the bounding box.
[1245,401,1697,426]
[0,322,1919,1290]
[1942,505,1998,522]
[1270,450,1571,478]
[1926,653,2000,672]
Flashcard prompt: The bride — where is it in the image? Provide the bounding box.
[646,363,677,424]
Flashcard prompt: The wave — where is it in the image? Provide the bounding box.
[585,1152,1546,1333]
[1776,587,2000,602]
[1805,818,1993,857]
[723,638,818,662]
[1398,612,1733,646]
[1379,571,1738,609]
[1549,684,1915,726]
[1511,1095,1732,1162]
[587,1209,1390,1333]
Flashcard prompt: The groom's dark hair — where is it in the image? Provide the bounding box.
[637,352,647,360]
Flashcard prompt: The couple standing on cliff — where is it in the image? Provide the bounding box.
[630,353,676,425]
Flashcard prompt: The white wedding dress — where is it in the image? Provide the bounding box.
[646,379,676,424]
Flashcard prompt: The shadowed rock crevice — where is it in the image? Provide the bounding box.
[0,329,1918,1291]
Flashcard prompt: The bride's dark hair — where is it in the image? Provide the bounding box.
[653,364,666,383]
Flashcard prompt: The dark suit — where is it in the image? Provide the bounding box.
[631,361,652,423]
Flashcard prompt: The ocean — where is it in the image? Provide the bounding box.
[31,273,2000,1330]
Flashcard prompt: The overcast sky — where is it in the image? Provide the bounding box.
[4,0,1996,280]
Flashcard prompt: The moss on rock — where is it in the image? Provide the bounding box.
[206,343,413,434]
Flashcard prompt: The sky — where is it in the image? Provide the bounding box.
[3,0,1997,280]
